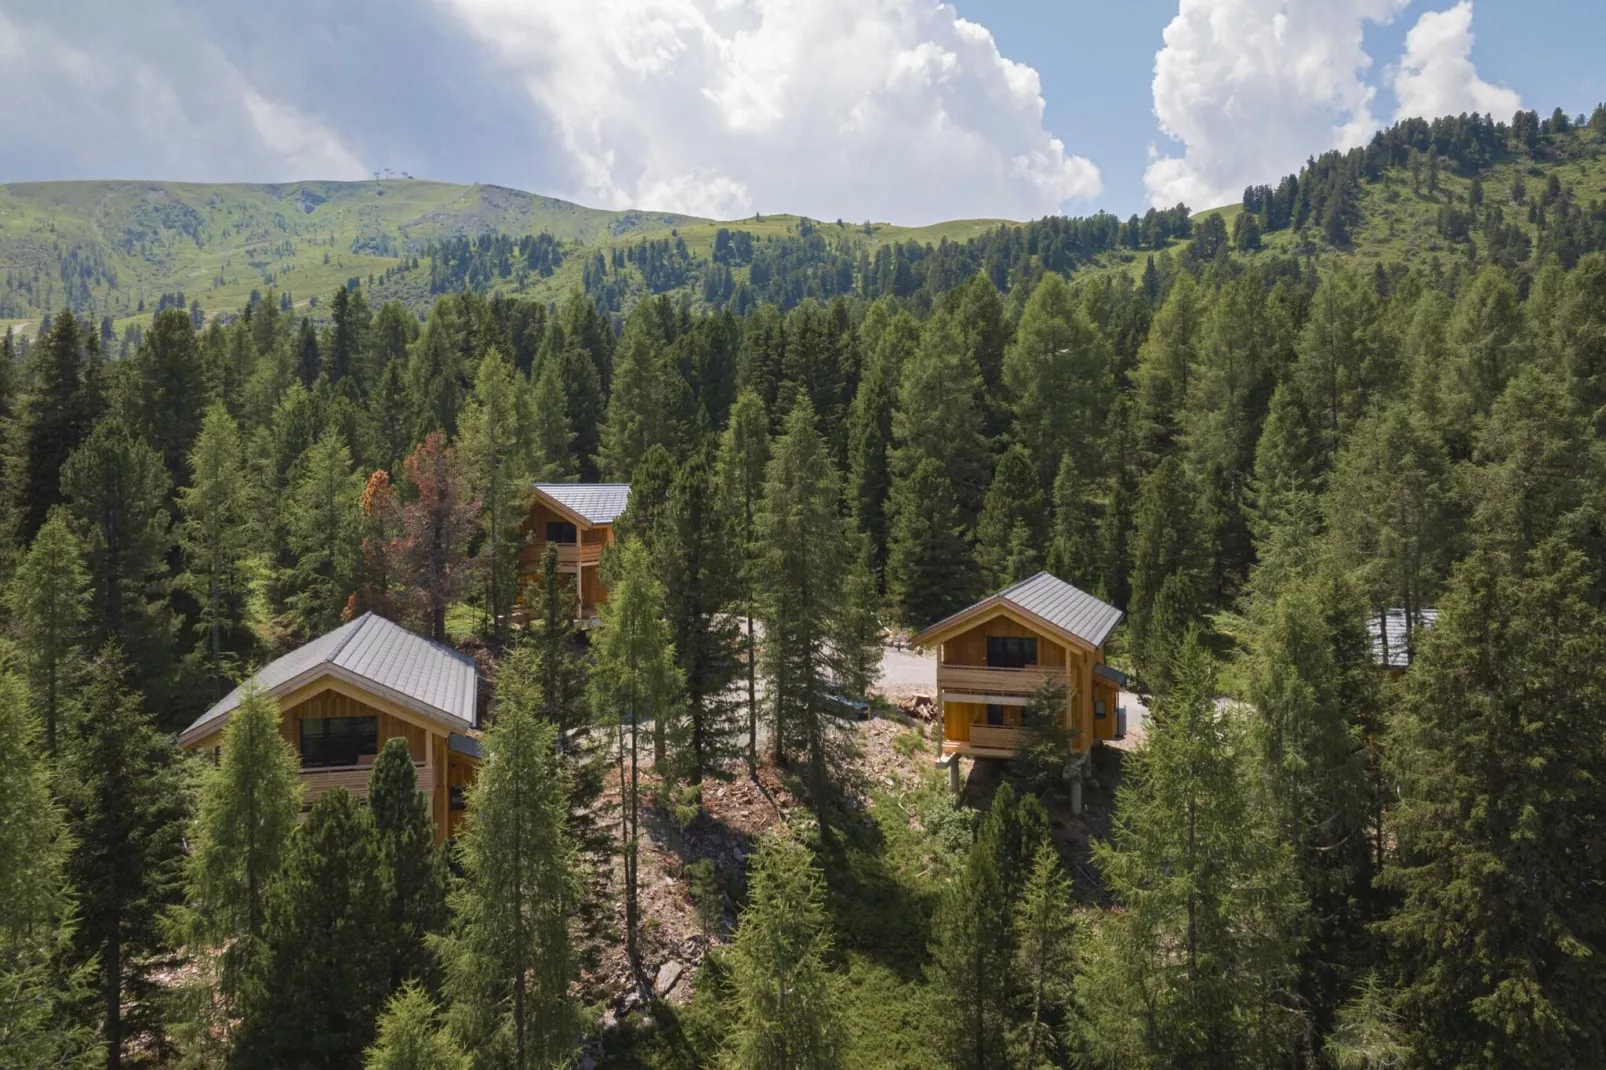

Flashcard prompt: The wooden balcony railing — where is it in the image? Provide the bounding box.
[301,760,433,807]
[967,723,1021,752]
[937,663,1069,696]
[520,542,605,571]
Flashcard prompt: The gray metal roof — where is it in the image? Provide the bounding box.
[1094,662,1129,688]
[998,572,1125,649]
[1367,608,1439,668]
[534,483,631,525]
[182,613,478,741]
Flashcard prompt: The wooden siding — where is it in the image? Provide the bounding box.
[518,500,615,616]
[280,688,427,762]
[940,616,1069,668]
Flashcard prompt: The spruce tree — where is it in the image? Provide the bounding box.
[1046,452,1099,593]
[130,309,208,490]
[1004,273,1113,489]
[369,738,448,995]
[590,540,681,975]
[725,831,846,1070]
[846,339,895,582]
[975,444,1045,591]
[460,349,529,645]
[364,983,470,1070]
[282,430,362,639]
[529,348,576,480]
[892,309,991,526]
[1013,842,1076,1070]
[176,403,253,686]
[1127,454,1204,685]
[235,789,390,1070]
[658,448,742,783]
[717,389,770,765]
[1076,633,1301,1069]
[836,532,885,701]
[7,509,86,754]
[0,670,97,1069]
[439,679,580,1069]
[61,418,175,703]
[59,649,189,1070]
[600,300,683,480]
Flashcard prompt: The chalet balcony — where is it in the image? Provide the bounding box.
[550,542,604,568]
[936,663,1069,699]
[300,760,433,808]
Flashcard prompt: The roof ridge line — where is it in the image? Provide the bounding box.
[325,612,372,664]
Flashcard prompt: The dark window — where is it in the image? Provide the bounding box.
[1095,699,1107,720]
[986,636,1038,668]
[545,521,578,544]
[449,786,467,812]
[299,716,379,768]
[986,704,1005,726]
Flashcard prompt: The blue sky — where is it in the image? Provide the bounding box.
[0,0,1601,223]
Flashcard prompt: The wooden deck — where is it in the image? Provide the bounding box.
[300,760,433,808]
[936,663,1068,696]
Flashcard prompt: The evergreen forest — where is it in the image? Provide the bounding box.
[3,105,1606,1070]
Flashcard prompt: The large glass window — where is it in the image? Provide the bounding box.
[299,716,379,768]
[545,521,578,544]
[985,636,1038,668]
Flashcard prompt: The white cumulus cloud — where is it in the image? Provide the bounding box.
[1388,2,1520,123]
[1144,0,1409,210]
[440,0,1101,223]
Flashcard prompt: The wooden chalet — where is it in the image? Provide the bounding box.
[177,613,481,844]
[520,483,631,622]
[912,572,1126,760]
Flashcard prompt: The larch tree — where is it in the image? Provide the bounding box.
[724,831,847,1070]
[439,676,580,1069]
[589,539,681,979]
[754,398,852,810]
[1004,272,1113,488]
[364,983,470,1070]
[0,670,96,1070]
[717,388,770,766]
[459,348,529,645]
[59,649,189,1070]
[845,336,895,582]
[176,403,253,686]
[1046,452,1099,593]
[658,447,742,784]
[1126,454,1205,687]
[168,687,301,1057]
[234,789,390,1070]
[369,738,449,996]
[398,431,480,642]
[283,430,363,639]
[7,509,87,754]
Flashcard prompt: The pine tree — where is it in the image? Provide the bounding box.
[364,983,470,1070]
[589,540,681,976]
[59,649,189,1070]
[836,532,885,700]
[1076,633,1302,1069]
[7,510,86,754]
[600,300,683,480]
[460,349,529,645]
[893,309,991,526]
[846,340,895,581]
[529,348,576,480]
[1381,543,1606,1067]
[725,831,846,1070]
[398,432,479,642]
[10,309,93,541]
[888,457,977,627]
[439,679,580,1069]
[718,389,770,765]
[975,445,1045,592]
[0,670,97,1069]
[176,403,253,687]
[169,686,300,1060]
[1127,454,1204,685]
[130,309,208,489]
[1005,273,1113,488]
[369,738,448,995]
[1046,452,1098,593]
[61,418,175,700]
[658,448,742,783]
[282,431,362,639]
[234,789,390,1070]
[755,399,851,808]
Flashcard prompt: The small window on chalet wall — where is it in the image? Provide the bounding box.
[986,636,1038,668]
[545,521,578,544]
[299,716,379,768]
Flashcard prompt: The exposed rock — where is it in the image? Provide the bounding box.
[654,960,685,996]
